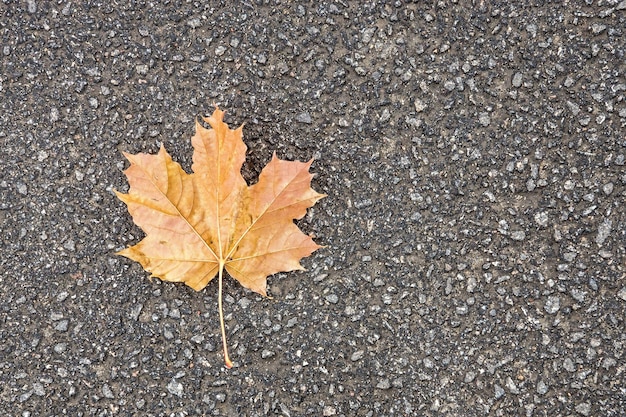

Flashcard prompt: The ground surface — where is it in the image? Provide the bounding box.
[1,1,625,416]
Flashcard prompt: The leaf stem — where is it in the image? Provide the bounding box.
[218,261,233,368]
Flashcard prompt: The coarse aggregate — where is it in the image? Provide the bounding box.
[1,1,625,416]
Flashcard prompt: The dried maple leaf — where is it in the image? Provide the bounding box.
[116,108,325,367]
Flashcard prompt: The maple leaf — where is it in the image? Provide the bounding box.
[116,108,325,367]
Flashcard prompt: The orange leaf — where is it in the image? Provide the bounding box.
[116,108,325,367]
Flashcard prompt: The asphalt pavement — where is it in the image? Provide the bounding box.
[1,1,625,416]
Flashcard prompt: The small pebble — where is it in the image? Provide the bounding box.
[54,320,69,332]
[19,391,33,403]
[50,312,64,321]
[563,357,576,372]
[591,23,606,34]
[261,349,275,359]
[376,379,391,389]
[238,297,250,309]
[135,65,148,75]
[414,99,427,112]
[544,296,560,314]
[163,327,174,340]
[534,212,549,227]
[575,402,591,416]
[570,288,586,303]
[466,276,477,293]
[478,112,491,127]
[378,108,391,123]
[17,183,28,195]
[512,72,523,88]
[215,46,226,56]
[167,379,183,397]
[63,239,76,251]
[50,108,59,122]
[323,406,337,416]
[505,377,519,394]
[494,384,505,399]
[27,0,37,13]
[602,182,614,195]
[596,219,612,246]
[566,101,580,116]
[187,18,202,29]
[102,384,114,399]
[32,382,45,396]
[130,304,143,321]
[325,294,339,304]
[296,112,312,124]
[537,380,548,395]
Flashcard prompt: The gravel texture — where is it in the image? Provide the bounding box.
[1,1,625,416]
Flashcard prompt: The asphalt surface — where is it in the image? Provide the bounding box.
[1,1,625,416]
